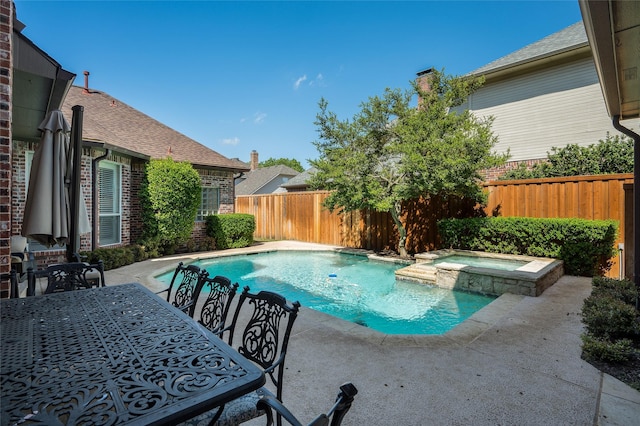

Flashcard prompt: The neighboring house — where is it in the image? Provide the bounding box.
[280,167,317,192]
[6,15,249,273]
[235,151,300,195]
[418,21,639,180]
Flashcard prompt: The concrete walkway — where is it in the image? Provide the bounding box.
[104,241,640,425]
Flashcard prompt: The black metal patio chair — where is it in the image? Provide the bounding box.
[27,261,105,295]
[180,287,301,426]
[156,262,202,314]
[257,382,358,426]
[190,273,239,335]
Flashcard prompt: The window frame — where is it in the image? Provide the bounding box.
[197,187,220,221]
[98,161,122,246]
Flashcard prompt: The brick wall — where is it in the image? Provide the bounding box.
[481,158,546,181]
[129,160,145,242]
[10,143,135,265]
[199,168,235,214]
[0,0,11,297]
[12,142,95,266]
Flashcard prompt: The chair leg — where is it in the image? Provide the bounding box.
[10,269,19,298]
[205,404,224,426]
[27,268,36,297]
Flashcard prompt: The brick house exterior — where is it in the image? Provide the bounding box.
[0,0,12,297]
[1,5,248,296]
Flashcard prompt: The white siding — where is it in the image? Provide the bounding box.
[460,58,640,161]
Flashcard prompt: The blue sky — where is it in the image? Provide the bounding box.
[16,1,583,169]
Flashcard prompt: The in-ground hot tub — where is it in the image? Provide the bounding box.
[395,249,564,297]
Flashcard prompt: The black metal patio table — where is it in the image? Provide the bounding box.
[0,283,266,426]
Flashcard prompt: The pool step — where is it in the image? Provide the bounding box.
[395,263,437,283]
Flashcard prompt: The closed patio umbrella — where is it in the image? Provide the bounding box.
[22,110,90,249]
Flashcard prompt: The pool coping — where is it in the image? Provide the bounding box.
[148,243,523,347]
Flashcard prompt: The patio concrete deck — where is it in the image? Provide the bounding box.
[104,241,640,425]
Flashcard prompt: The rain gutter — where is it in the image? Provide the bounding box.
[613,115,640,309]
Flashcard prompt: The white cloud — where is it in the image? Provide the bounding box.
[309,73,324,87]
[294,74,307,90]
[221,137,240,146]
[254,112,267,124]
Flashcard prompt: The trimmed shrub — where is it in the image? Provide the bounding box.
[141,158,201,249]
[581,276,640,369]
[205,214,255,249]
[582,294,639,339]
[591,277,638,306]
[80,246,136,271]
[581,335,634,363]
[437,217,618,276]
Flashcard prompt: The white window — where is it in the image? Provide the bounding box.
[197,187,220,221]
[99,162,122,246]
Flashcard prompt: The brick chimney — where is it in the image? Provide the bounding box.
[416,68,433,107]
[250,150,259,171]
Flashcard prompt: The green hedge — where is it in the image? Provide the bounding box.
[581,277,639,368]
[437,217,618,276]
[205,214,256,249]
[80,246,138,271]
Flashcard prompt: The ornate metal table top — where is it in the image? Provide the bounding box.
[1,283,265,426]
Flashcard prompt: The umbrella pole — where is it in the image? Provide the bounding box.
[67,105,84,263]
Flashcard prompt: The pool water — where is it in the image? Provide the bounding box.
[432,254,528,271]
[157,251,496,335]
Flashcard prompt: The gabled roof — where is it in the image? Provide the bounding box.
[469,22,588,77]
[236,165,299,195]
[62,86,249,171]
[280,167,316,190]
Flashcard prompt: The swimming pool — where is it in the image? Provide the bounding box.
[156,251,496,335]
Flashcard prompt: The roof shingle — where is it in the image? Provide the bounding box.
[235,165,300,195]
[469,22,587,75]
[62,86,249,171]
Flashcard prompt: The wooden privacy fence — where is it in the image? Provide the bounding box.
[235,173,634,278]
[235,191,480,252]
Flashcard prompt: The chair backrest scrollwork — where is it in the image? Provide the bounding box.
[28,261,105,295]
[225,286,300,402]
[191,273,239,334]
[164,262,202,312]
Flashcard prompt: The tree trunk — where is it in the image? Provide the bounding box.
[389,201,408,258]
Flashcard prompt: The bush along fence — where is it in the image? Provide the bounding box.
[437,217,618,276]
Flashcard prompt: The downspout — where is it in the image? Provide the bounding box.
[92,148,111,250]
[233,172,245,213]
[612,115,640,310]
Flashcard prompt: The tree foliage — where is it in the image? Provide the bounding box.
[259,157,304,172]
[141,158,201,251]
[309,69,506,256]
[499,133,634,180]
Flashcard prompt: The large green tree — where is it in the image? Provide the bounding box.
[259,157,304,172]
[141,158,201,251]
[309,70,506,257]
